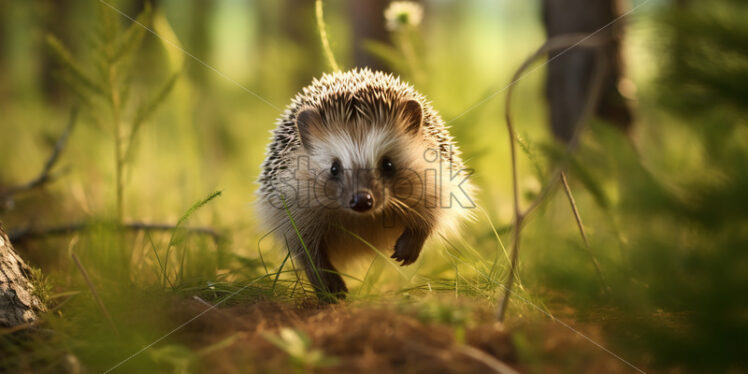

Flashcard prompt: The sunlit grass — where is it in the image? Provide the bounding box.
[3,0,745,373]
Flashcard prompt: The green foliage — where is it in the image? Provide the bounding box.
[46,35,106,99]
[657,0,748,122]
[529,1,748,368]
[162,190,223,287]
[46,2,180,221]
[173,191,222,232]
[27,265,52,308]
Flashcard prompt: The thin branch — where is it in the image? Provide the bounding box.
[497,33,609,322]
[9,221,222,245]
[560,172,610,293]
[71,252,119,335]
[560,172,589,246]
[0,320,39,335]
[1,108,78,201]
[457,345,520,374]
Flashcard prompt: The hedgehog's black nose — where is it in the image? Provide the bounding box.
[349,191,373,212]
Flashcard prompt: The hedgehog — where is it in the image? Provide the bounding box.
[257,68,474,301]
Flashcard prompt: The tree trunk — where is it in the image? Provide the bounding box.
[349,0,390,71]
[0,223,44,328]
[543,0,633,142]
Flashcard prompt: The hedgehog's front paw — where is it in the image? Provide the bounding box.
[392,229,427,266]
[317,271,348,303]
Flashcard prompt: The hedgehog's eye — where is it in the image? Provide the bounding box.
[381,157,395,174]
[330,159,342,177]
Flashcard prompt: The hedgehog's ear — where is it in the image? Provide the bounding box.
[400,99,423,135]
[295,107,324,150]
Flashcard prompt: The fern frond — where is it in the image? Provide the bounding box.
[112,3,151,63]
[124,70,181,160]
[46,35,106,97]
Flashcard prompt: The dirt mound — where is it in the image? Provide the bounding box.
[173,299,517,373]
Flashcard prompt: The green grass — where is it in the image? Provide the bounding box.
[1,0,746,373]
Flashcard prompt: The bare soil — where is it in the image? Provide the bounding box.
[168,298,650,373]
[173,299,516,374]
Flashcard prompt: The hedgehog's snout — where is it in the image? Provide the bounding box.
[349,190,374,212]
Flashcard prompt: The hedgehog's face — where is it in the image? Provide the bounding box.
[294,99,432,218]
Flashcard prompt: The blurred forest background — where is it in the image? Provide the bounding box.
[0,0,746,373]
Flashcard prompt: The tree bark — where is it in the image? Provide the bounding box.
[0,223,44,328]
[349,0,390,71]
[543,0,633,142]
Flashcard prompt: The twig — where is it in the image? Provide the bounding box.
[9,221,222,245]
[0,321,39,335]
[71,252,119,335]
[560,172,610,293]
[315,0,340,72]
[457,345,520,374]
[405,340,519,374]
[560,172,589,246]
[496,33,609,322]
[0,108,78,202]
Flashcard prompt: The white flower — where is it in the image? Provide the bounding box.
[384,1,424,31]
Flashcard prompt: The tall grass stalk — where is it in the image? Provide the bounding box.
[280,196,325,295]
[162,191,222,287]
[315,0,340,72]
[71,252,119,335]
[395,29,424,85]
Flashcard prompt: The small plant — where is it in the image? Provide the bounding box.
[264,328,338,373]
[364,1,426,84]
[158,190,223,288]
[46,3,180,223]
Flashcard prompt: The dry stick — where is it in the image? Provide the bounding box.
[315,0,340,72]
[0,320,44,335]
[457,345,520,374]
[496,34,609,322]
[560,172,588,246]
[1,108,78,200]
[9,222,221,245]
[71,252,119,335]
[405,340,518,374]
[560,172,609,293]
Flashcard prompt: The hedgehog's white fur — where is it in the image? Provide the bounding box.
[257,68,474,299]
